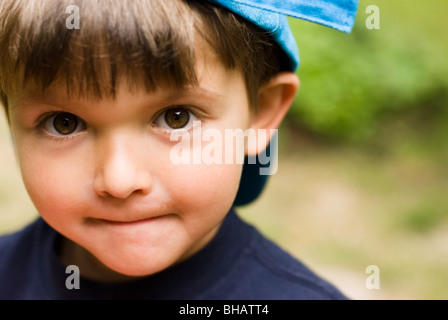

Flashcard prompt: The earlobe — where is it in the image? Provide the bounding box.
[246,72,299,156]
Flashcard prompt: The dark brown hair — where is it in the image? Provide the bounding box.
[0,0,283,113]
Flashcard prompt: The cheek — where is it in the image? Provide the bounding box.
[167,162,243,213]
[17,143,89,223]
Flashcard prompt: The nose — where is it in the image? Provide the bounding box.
[93,133,152,199]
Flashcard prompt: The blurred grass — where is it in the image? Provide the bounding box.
[1,0,448,300]
[238,126,448,299]
[0,110,37,234]
[240,0,448,299]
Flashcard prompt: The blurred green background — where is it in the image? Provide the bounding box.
[1,0,447,299]
[239,0,448,299]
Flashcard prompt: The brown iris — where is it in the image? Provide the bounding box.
[164,108,190,129]
[53,113,79,135]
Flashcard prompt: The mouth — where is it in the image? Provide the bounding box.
[103,217,156,226]
[91,215,163,227]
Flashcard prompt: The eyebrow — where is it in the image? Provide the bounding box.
[13,95,69,111]
[177,86,224,100]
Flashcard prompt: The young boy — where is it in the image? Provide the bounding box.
[0,0,358,299]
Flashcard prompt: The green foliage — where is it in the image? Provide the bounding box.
[287,0,448,142]
[399,200,447,234]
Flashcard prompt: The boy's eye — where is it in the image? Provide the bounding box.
[154,106,198,131]
[42,112,86,136]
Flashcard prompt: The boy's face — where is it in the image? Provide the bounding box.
[8,45,251,281]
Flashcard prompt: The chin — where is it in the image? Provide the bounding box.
[90,246,182,281]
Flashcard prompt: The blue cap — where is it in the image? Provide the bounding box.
[203,0,359,205]
[206,0,359,72]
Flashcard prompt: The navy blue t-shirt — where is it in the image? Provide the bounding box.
[0,210,347,299]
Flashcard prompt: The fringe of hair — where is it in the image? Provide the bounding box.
[0,0,282,111]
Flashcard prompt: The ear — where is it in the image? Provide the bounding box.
[246,72,299,156]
